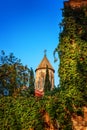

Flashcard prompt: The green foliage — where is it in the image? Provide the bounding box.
[20,68,35,97]
[0,97,44,130]
[43,87,83,130]
[54,5,87,130]
[44,65,51,93]
[0,50,30,96]
[58,6,87,104]
[29,67,35,95]
[29,67,35,87]
[0,89,84,130]
[20,87,34,97]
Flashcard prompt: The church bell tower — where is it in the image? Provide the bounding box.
[35,51,55,96]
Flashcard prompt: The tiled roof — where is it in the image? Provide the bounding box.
[35,56,55,72]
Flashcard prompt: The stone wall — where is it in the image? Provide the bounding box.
[35,68,54,92]
[64,0,87,8]
[30,107,87,130]
[43,107,87,130]
[71,107,87,130]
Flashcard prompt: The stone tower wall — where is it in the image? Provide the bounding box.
[35,68,54,92]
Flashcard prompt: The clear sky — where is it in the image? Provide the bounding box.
[0,0,64,86]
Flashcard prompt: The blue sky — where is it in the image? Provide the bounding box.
[0,0,64,86]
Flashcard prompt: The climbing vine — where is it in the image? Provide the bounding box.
[54,4,87,130]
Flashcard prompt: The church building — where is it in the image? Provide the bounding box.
[35,52,55,96]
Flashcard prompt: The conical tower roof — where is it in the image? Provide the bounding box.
[35,55,55,72]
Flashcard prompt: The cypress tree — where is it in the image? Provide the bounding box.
[29,67,35,88]
[29,67,35,95]
[44,65,51,92]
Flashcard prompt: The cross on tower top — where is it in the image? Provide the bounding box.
[44,49,47,57]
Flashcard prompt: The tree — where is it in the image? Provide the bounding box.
[44,65,51,93]
[28,67,35,95]
[29,67,35,87]
[18,68,35,97]
[0,50,29,96]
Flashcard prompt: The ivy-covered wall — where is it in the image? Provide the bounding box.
[53,1,87,129]
[56,4,87,105]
